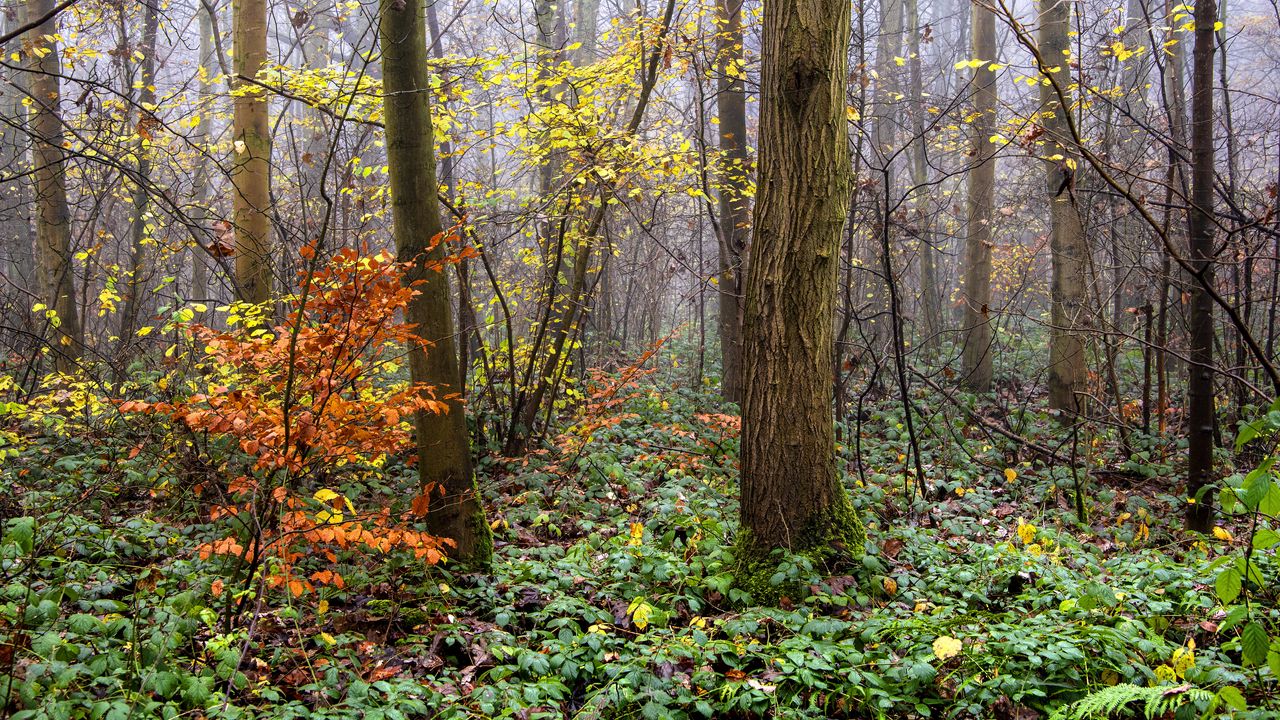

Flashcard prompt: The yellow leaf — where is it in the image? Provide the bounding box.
[1016,519,1037,545]
[318,632,337,646]
[932,636,962,660]
[318,599,329,614]
[1004,468,1018,483]
[629,522,644,546]
[628,596,653,630]
[1212,526,1233,541]
[882,577,898,595]
[314,488,340,503]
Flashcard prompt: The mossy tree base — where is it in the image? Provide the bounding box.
[732,493,866,606]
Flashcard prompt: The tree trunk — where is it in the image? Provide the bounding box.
[738,0,864,570]
[1185,0,1216,533]
[714,0,749,404]
[28,0,81,371]
[1,3,34,295]
[192,1,215,305]
[1040,0,1089,417]
[961,1,995,392]
[379,0,491,566]
[118,1,161,348]
[232,0,273,303]
[906,0,941,354]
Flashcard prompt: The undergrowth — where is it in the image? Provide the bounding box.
[1,356,1278,719]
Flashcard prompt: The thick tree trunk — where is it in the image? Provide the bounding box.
[379,0,491,566]
[1185,0,1216,533]
[961,1,995,392]
[28,0,81,371]
[232,0,273,303]
[738,0,864,566]
[714,0,749,404]
[1040,0,1089,417]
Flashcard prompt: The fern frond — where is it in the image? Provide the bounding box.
[1049,683,1214,720]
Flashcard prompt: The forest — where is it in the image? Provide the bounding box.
[1,0,1279,717]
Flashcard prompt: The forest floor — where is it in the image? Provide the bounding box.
[1,363,1276,719]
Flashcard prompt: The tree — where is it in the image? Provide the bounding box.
[28,0,81,372]
[232,0,273,303]
[714,0,749,404]
[1185,0,1217,532]
[379,0,491,566]
[960,0,996,393]
[737,0,864,586]
[0,4,33,298]
[1039,0,1088,417]
[117,1,161,349]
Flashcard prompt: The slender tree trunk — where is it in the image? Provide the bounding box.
[1040,0,1089,417]
[1185,0,1217,533]
[28,0,81,371]
[0,4,34,295]
[738,0,864,567]
[906,0,941,354]
[232,0,273,303]
[867,0,903,355]
[118,1,161,347]
[961,1,995,392]
[714,0,749,404]
[379,0,491,566]
[192,2,215,305]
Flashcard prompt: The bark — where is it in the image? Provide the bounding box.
[192,1,215,304]
[28,0,81,371]
[573,0,599,65]
[1040,0,1089,417]
[714,0,749,404]
[906,0,942,353]
[299,0,332,234]
[232,0,273,303]
[867,0,903,353]
[1185,0,1216,533]
[738,0,863,558]
[0,4,34,293]
[961,0,995,392]
[380,0,491,565]
[118,1,161,347]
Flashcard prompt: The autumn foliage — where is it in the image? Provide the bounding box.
[120,247,453,601]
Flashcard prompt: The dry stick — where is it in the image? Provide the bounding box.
[992,0,1280,398]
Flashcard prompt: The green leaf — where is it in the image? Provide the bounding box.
[1216,685,1247,711]
[150,671,180,698]
[1260,483,1280,516]
[1241,622,1269,666]
[1252,528,1280,550]
[1268,649,1280,680]
[1241,470,1271,510]
[4,516,35,554]
[1215,568,1242,604]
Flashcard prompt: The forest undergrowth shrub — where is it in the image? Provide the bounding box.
[115,247,457,617]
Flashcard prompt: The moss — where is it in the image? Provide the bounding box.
[732,493,865,606]
[465,489,494,570]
